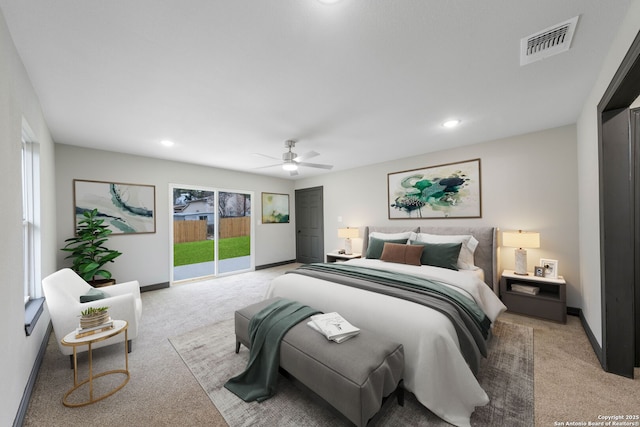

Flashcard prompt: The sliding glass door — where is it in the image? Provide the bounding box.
[217,191,252,274]
[171,185,253,283]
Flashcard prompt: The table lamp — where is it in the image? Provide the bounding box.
[338,227,359,255]
[502,230,540,275]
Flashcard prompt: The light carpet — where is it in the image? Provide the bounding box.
[170,318,534,427]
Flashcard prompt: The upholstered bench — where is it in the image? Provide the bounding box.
[234,297,405,427]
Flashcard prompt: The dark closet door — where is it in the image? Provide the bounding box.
[597,28,640,378]
[600,107,636,377]
[295,186,324,264]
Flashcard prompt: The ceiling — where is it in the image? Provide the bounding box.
[0,0,632,179]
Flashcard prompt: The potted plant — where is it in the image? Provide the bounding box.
[62,208,122,287]
[79,306,110,329]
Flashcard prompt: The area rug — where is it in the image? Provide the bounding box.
[169,318,533,427]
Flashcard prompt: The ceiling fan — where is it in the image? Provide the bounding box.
[254,140,334,176]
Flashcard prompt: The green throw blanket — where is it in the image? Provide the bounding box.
[224,299,321,402]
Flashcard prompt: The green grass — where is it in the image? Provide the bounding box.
[173,236,251,266]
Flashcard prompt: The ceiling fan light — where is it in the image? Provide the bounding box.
[282,162,298,171]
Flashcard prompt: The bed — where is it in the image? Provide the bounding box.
[264,226,506,427]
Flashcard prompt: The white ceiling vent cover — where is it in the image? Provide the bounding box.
[520,16,579,66]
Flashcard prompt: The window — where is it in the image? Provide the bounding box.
[22,120,42,335]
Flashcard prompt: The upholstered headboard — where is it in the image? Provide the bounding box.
[362,226,499,293]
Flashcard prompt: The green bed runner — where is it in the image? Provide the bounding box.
[296,263,491,338]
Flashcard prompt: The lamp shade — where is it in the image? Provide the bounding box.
[338,227,359,239]
[502,230,540,249]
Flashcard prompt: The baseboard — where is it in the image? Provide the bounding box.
[566,306,604,368]
[140,282,170,292]
[577,308,604,368]
[14,322,52,427]
[141,262,297,291]
[567,306,581,317]
[256,260,297,270]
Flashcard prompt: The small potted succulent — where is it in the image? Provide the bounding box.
[79,306,110,329]
[62,208,122,287]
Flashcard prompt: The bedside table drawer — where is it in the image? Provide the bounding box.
[501,291,566,323]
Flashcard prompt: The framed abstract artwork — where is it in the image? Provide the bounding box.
[387,158,481,219]
[262,192,290,224]
[73,179,156,234]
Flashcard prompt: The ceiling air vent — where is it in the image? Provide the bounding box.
[520,16,579,66]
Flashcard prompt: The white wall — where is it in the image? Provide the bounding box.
[296,125,581,306]
[55,126,581,304]
[0,8,57,426]
[576,0,640,346]
[55,144,296,286]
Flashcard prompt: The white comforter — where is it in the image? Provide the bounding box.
[265,259,506,427]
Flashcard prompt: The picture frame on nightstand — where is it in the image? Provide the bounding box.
[540,258,558,279]
[534,266,545,277]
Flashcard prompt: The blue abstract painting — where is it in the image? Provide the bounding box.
[74,179,156,234]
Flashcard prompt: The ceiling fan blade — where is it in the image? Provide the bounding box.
[253,152,281,161]
[297,161,334,170]
[253,163,281,170]
[294,151,319,162]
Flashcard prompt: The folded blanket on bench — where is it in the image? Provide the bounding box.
[224,298,321,402]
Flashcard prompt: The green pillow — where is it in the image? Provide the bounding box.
[80,288,108,303]
[410,241,462,270]
[366,237,409,259]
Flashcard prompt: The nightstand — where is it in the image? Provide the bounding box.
[326,252,362,263]
[500,270,567,323]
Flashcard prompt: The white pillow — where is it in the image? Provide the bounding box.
[409,232,479,270]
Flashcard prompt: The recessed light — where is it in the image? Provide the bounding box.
[160,140,175,147]
[442,120,461,128]
[318,0,342,4]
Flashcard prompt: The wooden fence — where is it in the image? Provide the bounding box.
[174,217,250,243]
[219,217,251,239]
[174,220,207,243]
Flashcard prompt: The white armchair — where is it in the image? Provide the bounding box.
[42,268,142,361]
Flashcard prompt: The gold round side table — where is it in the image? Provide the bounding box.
[61,319,130,407]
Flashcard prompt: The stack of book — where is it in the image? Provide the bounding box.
[75,319,114,338]
[307,312,360,343]
[511,283,540,295]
